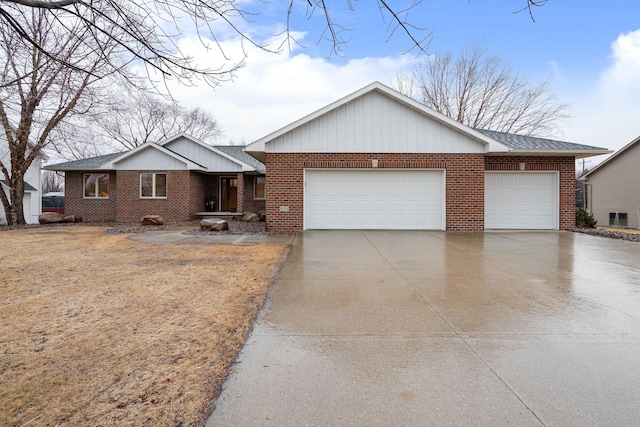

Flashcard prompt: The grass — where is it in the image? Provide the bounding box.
[0,226,289,426]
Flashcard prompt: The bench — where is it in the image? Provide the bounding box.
[195,212,241,220]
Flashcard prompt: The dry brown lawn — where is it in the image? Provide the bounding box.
[0,226,289,426]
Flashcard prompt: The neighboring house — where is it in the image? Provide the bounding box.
[244,81,610,232]
[581,135,640,229]
[44,133,265,222]
[0,132,45,225]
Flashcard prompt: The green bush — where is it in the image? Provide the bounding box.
[576,208,597,228]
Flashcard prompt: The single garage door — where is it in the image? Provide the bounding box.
[485,172,558,229]
[305,169,444,230]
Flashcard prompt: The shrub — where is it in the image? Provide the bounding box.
[576,208,597,228]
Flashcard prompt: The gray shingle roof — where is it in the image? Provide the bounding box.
[475,129,607,151]
[1,180,37,192]
[45,151,125,169]
[214,145,266,174]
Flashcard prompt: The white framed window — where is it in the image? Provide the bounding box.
[254,176,265,200]
[140,173,167,198]
[83,173,109,198]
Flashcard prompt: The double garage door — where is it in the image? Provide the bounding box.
[304,170,558,230]
[305,170,444,230]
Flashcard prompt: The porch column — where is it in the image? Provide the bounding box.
[236,172,244,214]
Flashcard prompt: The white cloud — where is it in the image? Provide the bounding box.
[561,29,640,162]
[169,33,419,144]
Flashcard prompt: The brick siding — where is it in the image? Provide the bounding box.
[65,171,117,222]
[243,175,266,214]
[266,153,575,232]
[485,156,575,230]
[115,170,192,222]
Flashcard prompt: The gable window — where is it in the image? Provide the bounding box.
[140,173,167,198]
[84,173,109,198]
[254,176,265,200]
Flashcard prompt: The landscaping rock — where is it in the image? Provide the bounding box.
[241,212,260,223]
[39,212,66,224]
[200,218,229,231]
[39,213,80,224]
[141,215,164,226]
[258,210,266,222]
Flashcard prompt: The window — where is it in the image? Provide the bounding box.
[254,176,265,199]
[140,173,167,198]
[84,173,109,198]
[609,212,628,227]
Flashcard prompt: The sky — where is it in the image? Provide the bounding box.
[167,1,640,167]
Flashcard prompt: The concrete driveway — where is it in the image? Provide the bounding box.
[207,231,640,426]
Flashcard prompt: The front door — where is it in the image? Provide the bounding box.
[221,177,238,212]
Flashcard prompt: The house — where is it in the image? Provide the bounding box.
[244,81,610,231]
[44,133,265,222]
[0,132,45,225]
[580,135,640,229]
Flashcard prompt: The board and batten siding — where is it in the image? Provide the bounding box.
[164,138,243,172]
[267,91,486,154]
[113,148,189,170]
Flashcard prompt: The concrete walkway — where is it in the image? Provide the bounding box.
[207,230,640,426]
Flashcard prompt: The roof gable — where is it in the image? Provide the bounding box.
[583,135,640,179]
[245,82,508,162]
[159,133,258,172]
[102,142,205,170]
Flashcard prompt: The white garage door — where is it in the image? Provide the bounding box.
[485,172,558,229]
[305,169,444,230]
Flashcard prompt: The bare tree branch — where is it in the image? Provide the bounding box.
[393,44,569,137]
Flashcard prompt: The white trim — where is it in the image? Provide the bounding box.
[484,171,559,230]
[158,133,257,172]
[102,141,205,170]
[245,82,510,160]
[253,176,266,200]
[303,168,446,230]
[83,173,110,199]
[139,172,167,199]
[582,135,640,180]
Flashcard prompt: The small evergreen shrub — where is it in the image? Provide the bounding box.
[576,208,597,228]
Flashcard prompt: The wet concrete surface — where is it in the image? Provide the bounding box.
[207,231,640,426]
[127,227,296,246]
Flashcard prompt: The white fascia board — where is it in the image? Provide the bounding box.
[159,132,256,172]
[582,135,640,179]
[245,81,511,155]
[490,148,613,159]
[102,142,205,170]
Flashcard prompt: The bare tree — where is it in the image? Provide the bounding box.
[394,44,569,137]
[50,91,223,159]
[0,0,435,86]
[0,8,123,224]
[41,170,64,193]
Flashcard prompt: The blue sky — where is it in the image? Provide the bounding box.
[170,1,640,165]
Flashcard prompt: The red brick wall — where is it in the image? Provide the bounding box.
[243,175,266,214]
[266,153,575,232]
[485,156,575,230]
[65,171,117,222]
[265,153,486,232]
[190,172,209,216]
[115,170,192,222]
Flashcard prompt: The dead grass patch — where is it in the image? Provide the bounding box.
[0,227,289,426]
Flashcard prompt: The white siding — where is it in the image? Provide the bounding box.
[164,137,242,172]
[114,147,188,170]
[268,91,485,154]
[0,134,42,224]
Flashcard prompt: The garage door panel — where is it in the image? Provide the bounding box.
[305,170,444,230]
[485,172,557,230]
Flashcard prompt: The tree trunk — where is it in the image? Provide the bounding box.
[11,177,26,224]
